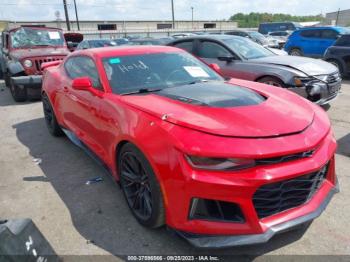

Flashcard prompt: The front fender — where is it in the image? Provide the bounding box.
[246,63,306,86]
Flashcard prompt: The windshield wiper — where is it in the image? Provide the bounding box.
[175,79,213,87]
[121,88,162,95]
[33,44,56,47]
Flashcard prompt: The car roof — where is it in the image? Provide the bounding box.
[87,39,114,42]
[297,26,346,31]
[8,26,62,33]
[260,22,299,24]
[170,34,242,42]
[77,45,183,58]
[131,38,158,41]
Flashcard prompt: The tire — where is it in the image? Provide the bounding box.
[327,59,344,76]
[42,93,64,137]
[10,78,27,102]
[4,72,10,87]
[257,76,285,87]
[118,143,165,228]
[289,48,303,56]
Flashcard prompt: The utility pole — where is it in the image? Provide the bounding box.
[191,7,194,29]
[335,8,340,26]
[171,0,175,29]
[63,0,71,31]
[73,0,80,30]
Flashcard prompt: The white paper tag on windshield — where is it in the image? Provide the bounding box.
[48,31,60,39]
[184,66,210,78]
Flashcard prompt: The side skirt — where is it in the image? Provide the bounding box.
[61,127,114,177]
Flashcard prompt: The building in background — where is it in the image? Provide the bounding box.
[2,20,237,39]
[0,21,8,32]
[326,9,350,26]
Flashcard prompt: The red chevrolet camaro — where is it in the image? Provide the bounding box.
[41,46,338,248]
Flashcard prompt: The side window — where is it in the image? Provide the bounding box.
[300,30,321,38]
[335,35,350,47]
[64,56,102,90]
[321,29,339,40]
[82,41,89,49]
[174,41,194,53]
[198,41,231,59]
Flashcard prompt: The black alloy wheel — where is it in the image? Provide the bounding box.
[42,94,64,136]
[119,143,165,228]
[121,152,153,220]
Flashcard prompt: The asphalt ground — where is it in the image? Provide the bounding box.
[0,79,349,261]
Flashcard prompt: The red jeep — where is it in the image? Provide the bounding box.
[0,26,70,102]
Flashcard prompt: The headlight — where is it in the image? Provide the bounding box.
[314,75,328,82]
[185,155,255,171]
[23,59,33,68]
[294,76,313,87]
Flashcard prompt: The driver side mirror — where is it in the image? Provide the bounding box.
[72,77,103,97]
[72,77,93,91]
[217,56,235,63]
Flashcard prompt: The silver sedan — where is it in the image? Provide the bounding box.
[168,35,341,105]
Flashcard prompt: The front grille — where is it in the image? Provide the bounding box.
[256,149,315,165]
[253,163,329,219]
[34,57,64,72]
[326,72,341,84]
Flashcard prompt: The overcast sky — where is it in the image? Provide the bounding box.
[0,0,349,21]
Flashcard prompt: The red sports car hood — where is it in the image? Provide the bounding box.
[120,79,314,138]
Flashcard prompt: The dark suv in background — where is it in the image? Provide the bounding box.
[258,22,302,35]
[285,27,350,57]
[324,34,350,77]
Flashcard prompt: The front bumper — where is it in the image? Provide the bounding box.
[288,79,341,105]
[162,123,337,248]
[172,182,339,248]
[11,75,42,98]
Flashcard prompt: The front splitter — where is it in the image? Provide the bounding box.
[171,183,339,249]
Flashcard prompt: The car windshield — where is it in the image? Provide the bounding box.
[102,52,223,95]
[223,37,275,59]
[11,27,64,48]
[248,32,266,41]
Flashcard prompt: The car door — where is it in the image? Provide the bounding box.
[320,29,339,56]
[60,56,107,159]
[195,40,253,80]
[299,29,323,57]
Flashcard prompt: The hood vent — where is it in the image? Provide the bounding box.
[157,81,266,108]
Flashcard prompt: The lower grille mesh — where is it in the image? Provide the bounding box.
[253,163,329,219]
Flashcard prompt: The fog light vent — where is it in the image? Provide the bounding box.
[189,198,245,223]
